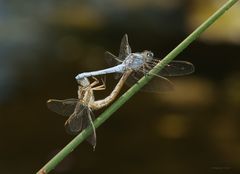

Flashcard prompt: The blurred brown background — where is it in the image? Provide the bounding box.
[0,0,240,173]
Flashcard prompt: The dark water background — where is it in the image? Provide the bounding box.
[0,1,240,173]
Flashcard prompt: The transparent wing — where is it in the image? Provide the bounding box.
[126,72,174,93]
[118,34,131,60]
[64,104,97,147]
[64,103,87,134]
[104,51,124,79]
[47,99,78,117]
[104,51,122,66]
[104,34,132,67]
[83,109,96,147]
[125,60,194,93]
[157,60,195,77]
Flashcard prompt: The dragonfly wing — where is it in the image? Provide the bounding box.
[104,34,131,66]
[104,51,123,79]
[119,34,132,60]
[82,109,96,147]
[47,99,78,117]
[64,103,87,134]
[126,72,174,93]
[104,51,122,66]
[157,60,195,77]
[64,104,97,148]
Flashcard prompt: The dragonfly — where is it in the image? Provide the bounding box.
[47,71,132,149]
[75,34,194,92]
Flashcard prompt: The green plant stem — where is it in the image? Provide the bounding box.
[37,0,239,173]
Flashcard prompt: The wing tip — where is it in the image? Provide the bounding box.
[46,99,53,103]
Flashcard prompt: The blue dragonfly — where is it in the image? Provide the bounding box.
[75,34,194,92]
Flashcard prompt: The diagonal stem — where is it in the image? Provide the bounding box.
[37,0,239,173]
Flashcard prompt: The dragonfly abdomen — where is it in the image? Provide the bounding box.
[75,64,126,80]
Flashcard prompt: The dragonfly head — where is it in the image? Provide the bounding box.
[142,50,154,62]
[77,77,90,87]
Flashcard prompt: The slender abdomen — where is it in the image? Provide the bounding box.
[75,64,125,80]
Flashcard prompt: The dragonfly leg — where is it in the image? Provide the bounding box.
[79,76,103,93]
[145,63,154,70]
[100,76,106,89]
[142,65,148,76]
[90,77,100,87]
[92,83,106,91]
[91,76,106,91]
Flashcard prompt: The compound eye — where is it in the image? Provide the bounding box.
[147,52,154,57]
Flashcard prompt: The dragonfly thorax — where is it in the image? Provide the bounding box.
[78,78,95,105]
[78,87,95,105]
[123,53,145,71]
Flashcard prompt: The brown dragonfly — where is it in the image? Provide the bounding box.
[47,71,132,149]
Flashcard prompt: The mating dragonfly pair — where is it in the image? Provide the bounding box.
[47,34,194,149]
